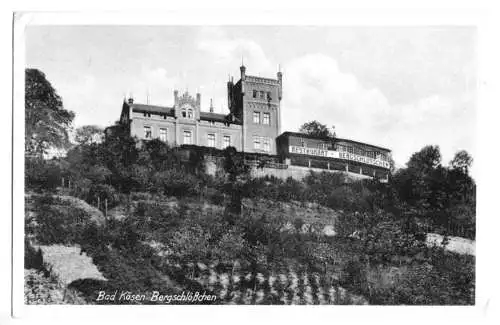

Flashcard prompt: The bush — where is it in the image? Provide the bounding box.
[368,254,474,305]
[31,196,91,245]
[25,158,62,191]
[69,178,92,200]
[25,237,44,271]
[87,183,118,209]
[207,188,225,206]
[341,259,368,291]
[155,169,202,197]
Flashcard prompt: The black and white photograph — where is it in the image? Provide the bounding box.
[9,5,500,321]
[19,22,478,306]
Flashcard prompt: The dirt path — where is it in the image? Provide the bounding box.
[426,233,475,256]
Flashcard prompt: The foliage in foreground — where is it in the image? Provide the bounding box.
[26,191,474,305]
[333,209,475,305]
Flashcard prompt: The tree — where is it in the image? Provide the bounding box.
[407,145,442,171]
[75,125,104,146]
[299,120,333,138]
[450,150,473,175]
[386,154,396,174]
[222,147,250,222]
[25,69,75,156]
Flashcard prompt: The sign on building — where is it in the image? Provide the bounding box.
[289,145,390,169]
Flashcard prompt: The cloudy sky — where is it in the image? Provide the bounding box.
[26,26,476,170]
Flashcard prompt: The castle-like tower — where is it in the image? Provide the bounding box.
[227,65,282,155]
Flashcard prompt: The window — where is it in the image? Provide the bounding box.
[188,109,194,119]
[263,112,270,125]
[263,138,270,152]
[260,91,265,99]
[267,91,272,100]
[348,147,354,154]
[207,133,216,147]
[253,111,260,124]
[144,126,152,139]
[163,114,167,120]
[159,128,167,142]
[223,135,231,148]
[253,90,258,98]
[181,109,187,118]
[183,131,192,144]
[253,136,261,150]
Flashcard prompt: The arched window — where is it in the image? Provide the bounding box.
[181,105,194,119]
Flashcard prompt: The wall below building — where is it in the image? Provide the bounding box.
[205,159,380,182]
[250,165,374,181]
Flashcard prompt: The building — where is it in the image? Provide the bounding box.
[119,64,282,155]
[118,64,391,180]
[227,65,283,154]
[276,132,392,180]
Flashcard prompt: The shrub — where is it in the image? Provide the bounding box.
[156,169,202,197]
[69,178,92,200]
[31,196,91,245]
[25,158,62,191]
[207,188,225,206]
[341,259,368,291]
[129,192,154,201]
[25,237,44,271]
[87,183,118,209]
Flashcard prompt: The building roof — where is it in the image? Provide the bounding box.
[277,131,391,152]
[129,102,240,124]
[245,75,279,84]
[130,103,175,116]
[199,111,228,123]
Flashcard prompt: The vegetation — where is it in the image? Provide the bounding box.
[25,68,75,156]
[392,145,476,239]
[74,125,104,145]
[299,120,335,138]
[24,69,475,305]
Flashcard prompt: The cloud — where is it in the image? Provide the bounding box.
[281,53,476,170]
[56,74,97,126]
[282,53,391,133]
[197,29,274,77]
[129,67,179,106]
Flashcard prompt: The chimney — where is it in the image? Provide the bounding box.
[128,97,134,104]
[277,70,283,100]
[240,65,246,80]
[174,90,179,105]
[196,93,201,108]
[209,99,214,113]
